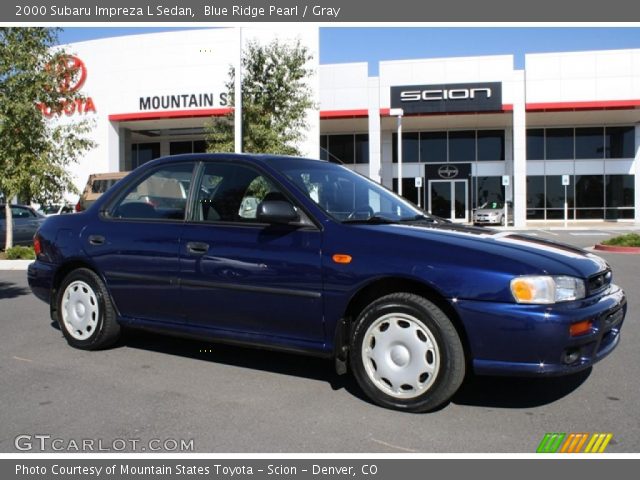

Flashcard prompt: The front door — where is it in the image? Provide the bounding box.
[179,161,325,343]
[428,180,468,222]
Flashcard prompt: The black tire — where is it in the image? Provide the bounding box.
[350,293,465,412]
[56,268,120,350]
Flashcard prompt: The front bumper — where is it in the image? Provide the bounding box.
[454,284,626,376]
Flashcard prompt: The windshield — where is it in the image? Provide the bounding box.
[281,162,424,222]
[478,201,504,210]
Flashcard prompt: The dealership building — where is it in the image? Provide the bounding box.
[58,29,640,227]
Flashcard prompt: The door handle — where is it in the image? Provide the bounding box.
[88,235,105,246]
[186,241,209,255]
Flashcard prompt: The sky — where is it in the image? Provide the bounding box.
[57,27,640,75]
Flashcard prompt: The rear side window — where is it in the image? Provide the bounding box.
[110,163,195,221]
[91,179,121,194]
[11,206,36,219]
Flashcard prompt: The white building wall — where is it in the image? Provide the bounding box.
[319,63,369,111]
[525,49,640,103]
[58,27,319,197]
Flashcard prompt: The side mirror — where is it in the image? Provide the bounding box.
[256,200,300,224]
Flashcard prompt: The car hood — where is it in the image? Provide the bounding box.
[354,222,608,279]
[474,208,503,215]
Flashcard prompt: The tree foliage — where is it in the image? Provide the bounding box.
[0,27,95,249]
[206,38,315,155]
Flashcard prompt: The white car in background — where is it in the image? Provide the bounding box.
[473,201,513,226]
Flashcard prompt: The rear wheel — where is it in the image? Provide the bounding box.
[57,268,120,350]
[350,293,465,412]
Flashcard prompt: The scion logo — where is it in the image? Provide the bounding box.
[400,87,492,102]
[438,165,459,179]
[55,55,87,93]
[391,82,502,114]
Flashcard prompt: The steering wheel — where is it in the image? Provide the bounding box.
[346,206,375,220]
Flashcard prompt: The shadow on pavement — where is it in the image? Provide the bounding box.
[452,369,592,409]
[0,280,31,300]
[115,327,591,411]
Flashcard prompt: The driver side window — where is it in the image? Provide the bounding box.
[196,162,283,223]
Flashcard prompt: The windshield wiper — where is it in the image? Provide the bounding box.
[341,215,397,224]
[398,214,436,223]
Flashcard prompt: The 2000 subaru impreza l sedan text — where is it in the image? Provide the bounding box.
[28,154,627,412]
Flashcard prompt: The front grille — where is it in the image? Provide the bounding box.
[587,270,612,296]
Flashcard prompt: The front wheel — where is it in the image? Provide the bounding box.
[350,293,465,412]
[57,268,120,350]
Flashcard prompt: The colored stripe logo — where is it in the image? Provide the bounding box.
[537,433,613,453]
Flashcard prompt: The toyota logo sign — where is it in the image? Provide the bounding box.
[438,165,459,179]
[55,55,87,93]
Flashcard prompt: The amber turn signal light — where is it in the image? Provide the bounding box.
[332,254,352,264]
[569,320,593,337]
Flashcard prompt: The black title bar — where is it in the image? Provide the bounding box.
[2,0,640,22]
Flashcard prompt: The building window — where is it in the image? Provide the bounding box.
[575,175,604,219]
[448,130,476,162]
[605,126,635,158]
[329,134,355,164]
[355,134,370,164]
[527,126,635,160]
[545,128,574,160]
[477,130,505,161]
[526,129,545,160]
[605,174,634,208]
[169,140,206,156]
[131,143,160,169]
[575,127,605,159]
[319,135,329,161]
[420,132,447,163]
[474,176,503,209]
[321,134,369,164]
[392,132,420,163]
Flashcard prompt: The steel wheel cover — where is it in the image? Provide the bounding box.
[361,313,440,399]
[61,280,99,340]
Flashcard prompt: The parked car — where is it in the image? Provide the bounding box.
[1,204,46,248]
[76,171,129,212]
[39,203,75,217]
[473,201,512,226]
[28,154,627,412]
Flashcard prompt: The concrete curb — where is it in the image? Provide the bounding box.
[0,260,32,271]
[594,244,640,254]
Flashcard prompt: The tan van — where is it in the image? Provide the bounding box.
[76,172,129,212]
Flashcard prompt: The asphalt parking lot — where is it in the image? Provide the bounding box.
[1,228,638,453]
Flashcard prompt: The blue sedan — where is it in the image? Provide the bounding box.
[27,154,627,412]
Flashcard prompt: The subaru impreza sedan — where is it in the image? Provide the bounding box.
[28,154,627,412]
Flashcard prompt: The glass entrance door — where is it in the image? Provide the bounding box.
[428,180,468,222]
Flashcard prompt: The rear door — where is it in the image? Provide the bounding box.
[84,162,195,324]
[179,161,325,342]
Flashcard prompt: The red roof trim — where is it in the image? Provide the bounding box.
[320,109,369,119]
[109,108,232,121]
[527,100,640,112]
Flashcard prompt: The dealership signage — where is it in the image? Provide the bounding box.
[391,82,502,114]
[37,55,97,118]
[425,163,471,180]
[139,92,229,111]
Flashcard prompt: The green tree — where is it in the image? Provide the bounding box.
[0,27,95,249]
[206,38,315,155]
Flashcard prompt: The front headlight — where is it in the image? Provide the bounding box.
[510,275,585,304]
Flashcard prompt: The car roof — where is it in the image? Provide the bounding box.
[143,153,330,171]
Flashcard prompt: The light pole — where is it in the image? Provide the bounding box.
[390,108,404,196]
[234,27,242,154]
